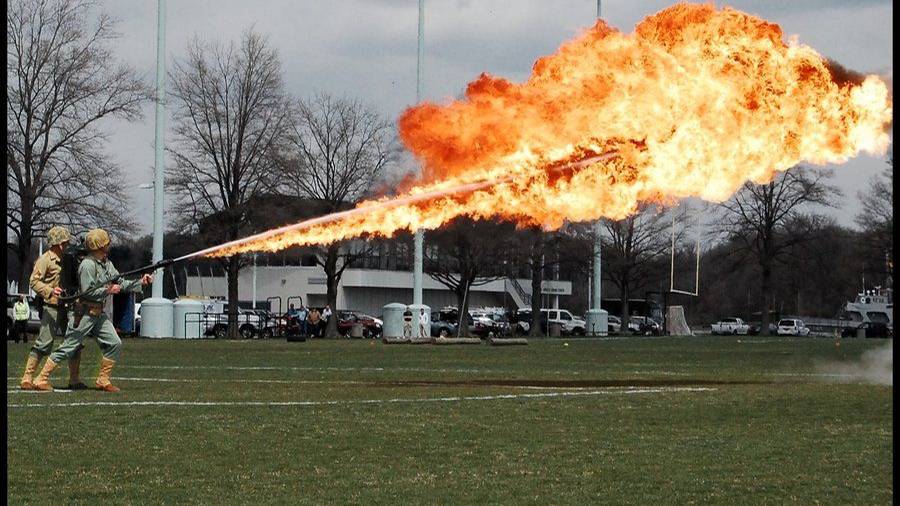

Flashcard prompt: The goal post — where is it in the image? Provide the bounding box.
[669,205,701,297]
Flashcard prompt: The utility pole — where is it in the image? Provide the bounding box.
[413,0,425,305]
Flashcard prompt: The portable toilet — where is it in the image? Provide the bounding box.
[139,298,173,338]
[382,303,407,338]
[173,298,205,338]
[585,308,608,337]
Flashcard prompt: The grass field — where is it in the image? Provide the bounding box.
[6,336,893,505]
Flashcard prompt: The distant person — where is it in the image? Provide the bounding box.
[418,308,429,338]
[322,305,332,324]
[12,295,29,343]
[296,303,309,336]
[288,304,297,318]
[308,307,321,337]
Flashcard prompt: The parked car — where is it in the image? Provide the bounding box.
[841,321,892,338]
[470,310,511,338]
[776,318,810,336]
[711,317,750,335]
[627,316,662,335]
[607,315,622,334]
[747,322,778,335]
[6,294,41,339]
[431,308,478,337]
[336,311,383,338]
[513,308,585,336]
[511,309,548,335]
[430,312,458,337]
[204,307,266,339]
[544,309,586,336]
[485,312,512,336]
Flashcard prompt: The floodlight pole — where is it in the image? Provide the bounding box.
[591,0,603,312]
[151,0,166,298]
[252,253,257,309]
[413,0,425,305]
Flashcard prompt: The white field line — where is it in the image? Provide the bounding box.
[115,365,693,375]
[765,373,856,378]
[7,386,715,408]
[6,376,583,389]
[8,389,73,394]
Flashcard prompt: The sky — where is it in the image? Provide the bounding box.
[92,0,893,236]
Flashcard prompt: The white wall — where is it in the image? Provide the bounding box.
[185,266,570,316]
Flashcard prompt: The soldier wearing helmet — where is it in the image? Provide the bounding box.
[20,226,87,390]
[34,228,152,392]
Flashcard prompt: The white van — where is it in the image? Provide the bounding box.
[776,318,810,336]
[542,309,586,335]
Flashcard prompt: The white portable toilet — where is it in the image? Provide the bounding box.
[173,298,204,339]
[408,304,431,339]
[585,308,608,337]
[139,297,174,338]
[382,303,408,338]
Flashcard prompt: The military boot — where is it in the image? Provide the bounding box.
[66,350,88,390]
[20,355,40,390]
[95,358,120,393]
[33,359,58,392]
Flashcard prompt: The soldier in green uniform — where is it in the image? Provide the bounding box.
[20,226,87,390]
[34,229,152,392]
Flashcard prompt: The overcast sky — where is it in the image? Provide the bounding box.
[93,0,893,236]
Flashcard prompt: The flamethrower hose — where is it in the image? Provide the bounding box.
[58,151,617,302]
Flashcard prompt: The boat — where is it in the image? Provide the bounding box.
[843,286,893,329]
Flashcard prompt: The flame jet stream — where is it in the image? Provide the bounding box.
[195,152,617,258]
[202,3,890,258]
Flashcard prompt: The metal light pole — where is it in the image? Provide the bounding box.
[151,0,166,298]
[140,0,174,338]
[586,0,608,335]
[252,253,257,309]
[412,0,425,305]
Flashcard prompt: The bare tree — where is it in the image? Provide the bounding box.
[855,154,893,287]
[167,30,291,338]
[717,166,841,334]
[526,228,547,337]
[277,93,396,337]
[7,0,148,288]
[424,218,515,337]
[602,205,677,331]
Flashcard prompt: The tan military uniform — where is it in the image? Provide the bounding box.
[29,249,67,354]
[22,226,83,389]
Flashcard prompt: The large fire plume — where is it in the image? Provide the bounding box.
[205,3,891,258]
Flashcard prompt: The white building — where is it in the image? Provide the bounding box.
[185,266,571,316]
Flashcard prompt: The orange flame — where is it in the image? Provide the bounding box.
[206,3,891,258]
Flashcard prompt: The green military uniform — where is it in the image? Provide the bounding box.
[21,226,83,389]
[49,255,143,363]
[35,228,148,392]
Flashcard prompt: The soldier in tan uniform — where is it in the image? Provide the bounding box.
[33,229,152,392]
[20,226,86,390]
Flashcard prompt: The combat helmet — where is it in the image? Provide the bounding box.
[47,226,71,246]
[84,229,111,251]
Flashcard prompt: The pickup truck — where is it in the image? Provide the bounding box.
[711,317,750,335]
